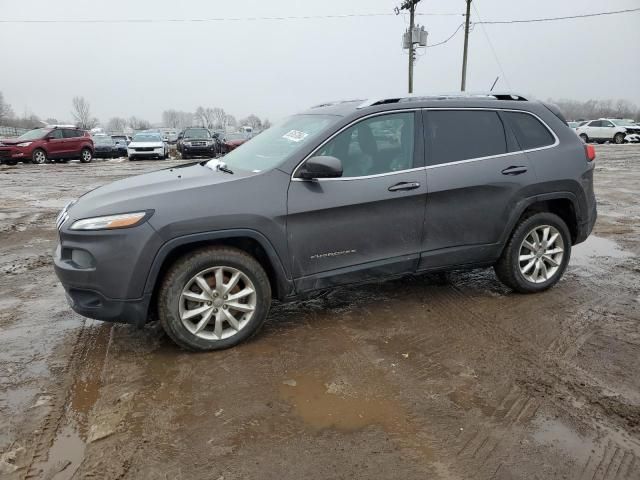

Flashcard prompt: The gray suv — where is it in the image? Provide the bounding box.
[54,93,597,351]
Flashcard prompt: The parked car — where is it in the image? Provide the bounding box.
[127,132,168,160]
[92,135,118,158]
[575,118,640,144]
[53,93,597,351]
[0,126,93,165]
[111,135,131,157]
[220,132,249,154]
[178,127,221,159]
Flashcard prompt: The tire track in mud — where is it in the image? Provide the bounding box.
[20,319,87,480]
[579,440,640,480]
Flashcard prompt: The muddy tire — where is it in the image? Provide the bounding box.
[158,246,271,351]
[3,160,18,166]
[32,148,47,164]
[494,212,571,293]
[613,132,625,144]
[80,148,93,163]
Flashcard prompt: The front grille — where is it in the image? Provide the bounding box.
[0,150,11,158]
[135,147,154,152]
[191,141,207,147]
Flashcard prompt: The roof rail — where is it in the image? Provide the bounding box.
[356,92,528,109]
[310,99,364,109]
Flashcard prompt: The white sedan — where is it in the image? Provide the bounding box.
[127,132,169,160]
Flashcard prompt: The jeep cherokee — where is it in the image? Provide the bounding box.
[53,93,597,351]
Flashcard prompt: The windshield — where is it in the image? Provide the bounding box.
[214,114,339,172]
[611,119,635,127]
[17,128,51,141]
[133,133,162,142]
[94,136,113,145]
[184,129,210,139]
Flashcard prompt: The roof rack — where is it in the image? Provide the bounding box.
[310,99,364,109]
[356,92,528,109]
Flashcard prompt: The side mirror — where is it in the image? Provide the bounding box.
[298,156,343,180]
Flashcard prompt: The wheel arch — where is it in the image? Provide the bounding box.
[144,229,294,308]
[500,193,581,250]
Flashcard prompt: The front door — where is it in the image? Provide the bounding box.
[45,129,65,158]
[287,111,427,292]
[420,109,535,269]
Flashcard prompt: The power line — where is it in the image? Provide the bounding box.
[0,12,461,24]
[1,7,637,24]
[473,7,640,25]
[472,2,511,91]
[426,23,464,48]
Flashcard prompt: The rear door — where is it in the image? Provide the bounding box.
[287,110,427,291]
[599,120,616,141]
[585,120,603,139]
[420,109,534,269]
[62,129,83,156]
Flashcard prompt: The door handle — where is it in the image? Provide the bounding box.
[501,166,528,176]
[388,181,421,192]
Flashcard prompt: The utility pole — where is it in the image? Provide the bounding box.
[460,0,472,91]
[398,0,422,94]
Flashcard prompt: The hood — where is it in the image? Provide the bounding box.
[67,163,255,220]
[226,139,246,146]
[0,138,29,146]
[128,141,164,148]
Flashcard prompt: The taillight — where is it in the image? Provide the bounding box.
[585,144,596,162]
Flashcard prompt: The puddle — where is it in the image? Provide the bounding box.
[279,373,406,432]
[35,425,85,480]
[571,235,632,267]
[533,417,594,464]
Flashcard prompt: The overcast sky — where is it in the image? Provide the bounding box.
[1,0,639,124]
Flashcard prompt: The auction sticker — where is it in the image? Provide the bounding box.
[282,130,308,142]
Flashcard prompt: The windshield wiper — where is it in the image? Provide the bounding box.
[206,159,234,174]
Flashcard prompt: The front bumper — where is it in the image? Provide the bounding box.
[182,144,216,156]
[53,221,163,326]
[128,148,165,159]
[0,146,30,162]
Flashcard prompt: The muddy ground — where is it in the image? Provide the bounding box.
[0,147,639,479]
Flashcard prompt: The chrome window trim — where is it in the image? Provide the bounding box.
[291,107,558,182]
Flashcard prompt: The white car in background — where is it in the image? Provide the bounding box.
[127,132,169,160]
[576,118,640,144]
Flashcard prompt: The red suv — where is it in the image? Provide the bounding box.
[0,126,94,165]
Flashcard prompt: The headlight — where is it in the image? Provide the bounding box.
[70,211,150,230]
[17,142,32,147]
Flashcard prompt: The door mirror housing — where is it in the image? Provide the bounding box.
[298,156,343,180]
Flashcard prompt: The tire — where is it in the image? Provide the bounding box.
[158,246,272,351]
[4,160,18,166]
[579,133,589,143]
[182,153,190,160]
[32,148,47,164]
[80,148,93,163]
[494,212,571,294]
[613,132,625,144]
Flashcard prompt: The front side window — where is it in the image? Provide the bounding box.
[49,130,64,139]
[503,111,555,150]
[62,129,79,139]
[426,110,506,165]
[601,121,614,128]
[316,112,415,177]
[588,120,602,127]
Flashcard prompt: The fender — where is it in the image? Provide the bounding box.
[498,191,580,247]
[143,228,295,300]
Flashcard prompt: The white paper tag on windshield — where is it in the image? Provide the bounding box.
[282,130,308,142]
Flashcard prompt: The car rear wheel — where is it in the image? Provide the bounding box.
[613,132,625,144]
[80,148,93,163]
[32,149,47,164]
[494,212,571,293]
[158,246,272,351]
[579,133,589,143]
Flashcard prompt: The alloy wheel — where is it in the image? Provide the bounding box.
[81,150,92,162]
[33,150,46,164]
[179,266,256,340]
[518,225,565,284]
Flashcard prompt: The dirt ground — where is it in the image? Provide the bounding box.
[1,147,639,480]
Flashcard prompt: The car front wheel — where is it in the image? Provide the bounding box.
[494,212,571,293]
[158,246,272,351]
[32,149,48,164]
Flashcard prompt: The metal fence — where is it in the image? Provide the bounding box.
[0,126,29,137]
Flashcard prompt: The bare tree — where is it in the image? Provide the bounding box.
[195,106,216,129]
[225,114,237,128]
[71,96,97,129]
[106,117,127,133]
[128,116,151,131]
[45,117,58,125]
[212,107,226,129]
[0,92,14,123]
[240,114,262,130]
[262,118,272,129]
[162,110,180,128]
[551,98,639,121]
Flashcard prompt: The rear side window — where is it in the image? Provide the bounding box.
[62,129,80,138]
[426,110,506,165]
[503,112,555,150]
